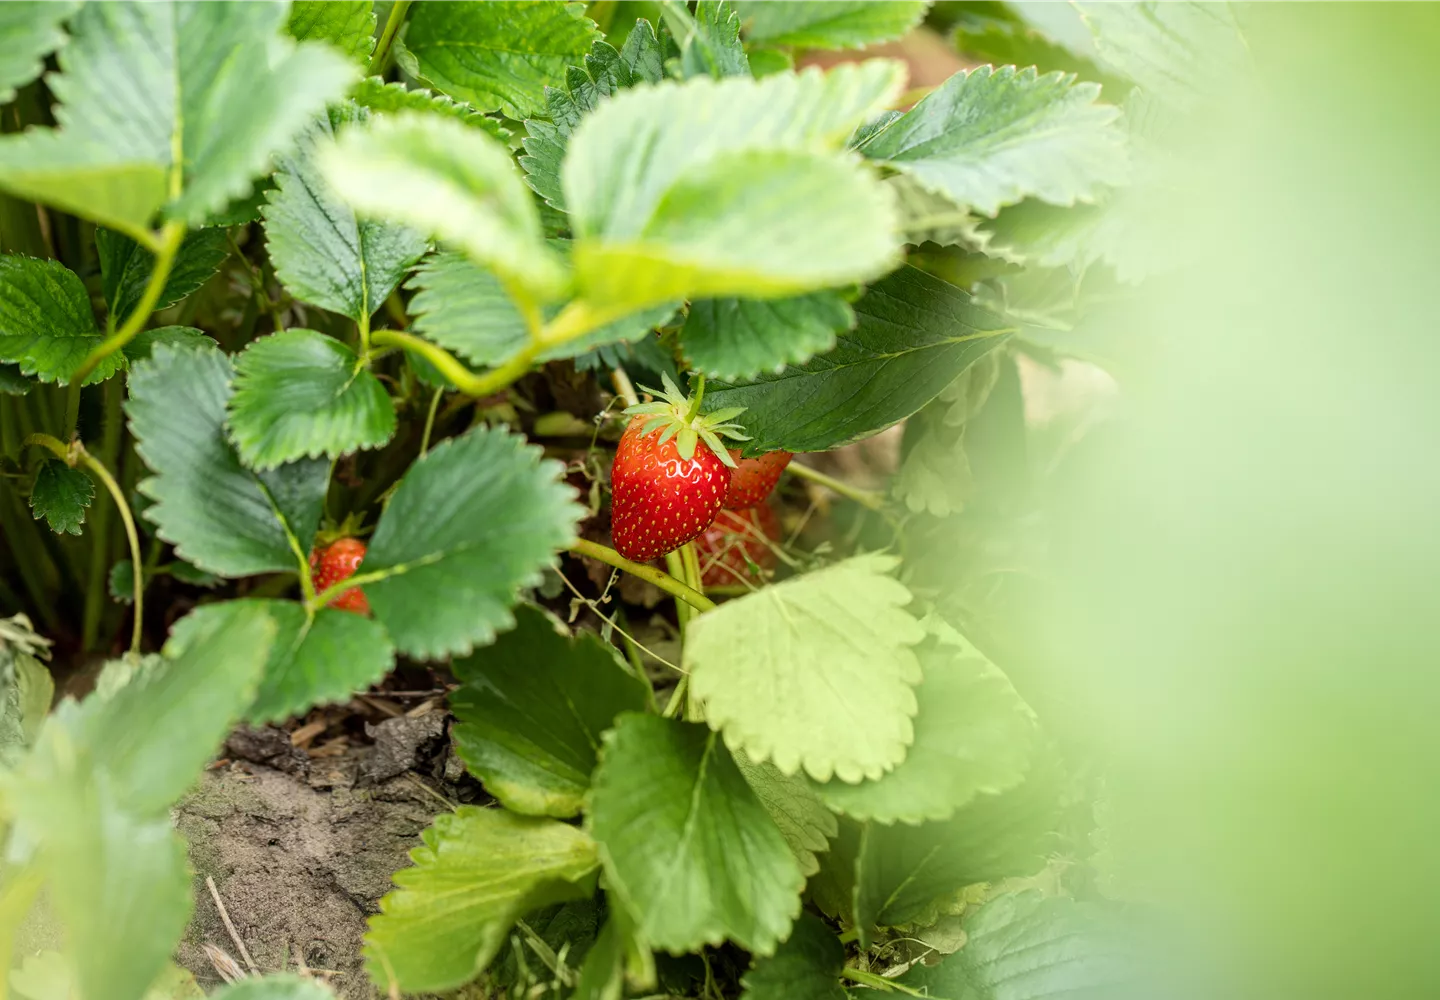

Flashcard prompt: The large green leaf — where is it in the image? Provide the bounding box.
[0,2,79,103]
[681,292,855,381]
[400,0,601,119]
[704,265,1013,455]
[96,227,229,325]
[228,329,396,470]
[405,251,674,367]
[0,254,121,385]
[736,1,930,50]
[588,715,804,955]
[450,604,649,818]
[285,0,375,65]
[364,806,600,995]
[320,112,568,302]
[901,892,1132,999]
[0,2,355,236]
[168,599,395,726]
[28,460,93,536]
[563,62,906,312]
[813,625,1038,824]
[209,976,336,1000]
[126,343,329,577]
[263,104,428,323]
[687,554,924,782]
[356,426,583,660]
[853,760,1062,937]
[735,752,837,878]
[738,912,847,1000]
[519,25,665,213]
[857,65,1127,217]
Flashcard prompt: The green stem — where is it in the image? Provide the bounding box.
[419,386,444,458]
[787,461,886,511]
[665,550,692,628]
[840,969,928,997]
[73,221,185,383]
[661,674,689,719]
[570,538,716,612]
[78,447,144,656]
[611,367,640,408]
[82,380,122,649]
[357,310,371,358]
[372,328,536,399]
[368,0,413,76]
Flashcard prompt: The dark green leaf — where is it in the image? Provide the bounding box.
[126,343,328,577]
[285,0,375,65]
[491,897,604,990]
[856,65,1127,216]
[228,329,397,469]
[96,227,229,325]
[0,2,79,103]
[451,604,648,817]
[735,752,837,877]
[704,266,1013,455]
[588,715,804,955]
[739,912,847,1000]
[0,2,356,235]
[28,460,93,536]
[108,559,137,605]
[681,292,854,381]
[901,892,1133,1000]
[737,1,930,50]
[0,254,120,386]
[401,0,602,119]
[0,363,33,394]
[519,25,664,213]
[122,325,213,363]
[358,426,584,660]
[364,806,600,995]
[263,104,429,322]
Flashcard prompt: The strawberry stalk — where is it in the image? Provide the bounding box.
[570,538,716,612]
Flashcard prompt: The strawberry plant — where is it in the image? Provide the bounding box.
[0,0,1191,997]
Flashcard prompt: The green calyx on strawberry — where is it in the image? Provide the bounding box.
[610,374,749,563]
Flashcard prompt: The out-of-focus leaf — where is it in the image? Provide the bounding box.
[736,1,930,50]
[96,227,229,324]
[0,2,79,103]
[351,76,512,141]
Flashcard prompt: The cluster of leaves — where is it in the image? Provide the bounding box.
[0,0,1221,997]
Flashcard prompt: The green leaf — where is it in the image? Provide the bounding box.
[813,625,1038,824]
[405,250,673,368]
[263,104,429,323]
[96,227,229,323]
[901,892,1132,999]
[0,2,356,236]
[357,425,583,660]
[491,897,604,990]
[364,806,600,995]
[519,25,665,213]
[588,715,804,955]
[168,599,395,726]
[228,329,396,469]
[737,1,931,50]
[450,604,648,818]
[857,65,1127,216]
[955,17,1124,92]
[400,0,601,119]
[286,0,375,65]
[853,759,1062,935]
[564,62,906,311]
[0,254,122,386]
[668,1,749,79]
[28,460,93,536]
[320,112,568,302]
[686,554,924,782]
[351,76,513,142]
[681,292,855,381]
[126,342,329,577]
[12,954,205,1000]
[0,613,54,766]
[0,363,33,395]
[888,174,990,249]
[122,325,213,363]
[738,912,847,1000]
[208,976,334,1000]
[704,265,1013,455]
[735,752,837,877]
[108,559,137,605]
[0,2,79,103]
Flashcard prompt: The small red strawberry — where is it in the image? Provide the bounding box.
[695,504,781,587]
[722,450,793,509]
[611,375,749,563]
[310,537,370,614]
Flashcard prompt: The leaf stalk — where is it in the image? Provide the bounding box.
[73,220,187,384]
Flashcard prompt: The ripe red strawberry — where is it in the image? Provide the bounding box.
[310,537,370,614]
[611,375,749,563]
[695,504,781,587]
[722,450,793,509]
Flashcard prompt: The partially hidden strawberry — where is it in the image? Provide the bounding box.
[722,450,793,509]
[310,537,370,614]
[695,504,781,588]
[611,374,749,563]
